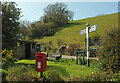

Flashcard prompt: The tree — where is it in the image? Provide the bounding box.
[2,2,21,49]
[30,21,55,39]
[19,20,31,39]
[41,2,74,26]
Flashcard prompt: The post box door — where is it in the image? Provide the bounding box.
[35,53,47,72]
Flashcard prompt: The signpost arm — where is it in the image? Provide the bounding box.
[86,24,90,67]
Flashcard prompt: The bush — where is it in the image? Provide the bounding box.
[71,70,115,81]
[6,64,41,81]
[2,49,16,69]
[45,70,63,81]
[1,69,8,82]
[114,71,120,81]
[2,49,14,63]
[99,25,120,73]
[66,44,80,56]
[44,66,69,81]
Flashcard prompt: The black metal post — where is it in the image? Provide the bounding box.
[83,53,85,65]
[87,59,90,67]
[76,54,78,65]
[79,54,82,65]
[40,72,43,78]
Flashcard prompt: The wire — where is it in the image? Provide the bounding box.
[23,2,47,17]
[22,2,50,21]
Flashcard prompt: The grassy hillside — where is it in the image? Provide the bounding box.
[35,13,118,47]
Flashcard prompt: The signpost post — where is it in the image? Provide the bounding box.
[86,23,90,67]
[80,23,98,67]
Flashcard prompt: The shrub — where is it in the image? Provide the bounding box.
[44,66,69,81]
[66,44,80,56]
[71,70,115,81]
[2,49,16,69]
[99,25,120,73]
[45,70,63,81]
[6,64,41,81]
[1,69,8,82]
[114,71,120,81]
[2,49,14,63]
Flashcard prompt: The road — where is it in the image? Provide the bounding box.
[62,55,99,60]
[46,53,99,60]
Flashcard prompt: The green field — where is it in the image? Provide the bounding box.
[35,13,118,47]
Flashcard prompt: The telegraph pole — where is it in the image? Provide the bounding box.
[86,23,90,67]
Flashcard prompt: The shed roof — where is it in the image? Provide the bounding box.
[17,39,37,43]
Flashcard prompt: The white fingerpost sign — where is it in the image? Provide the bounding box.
[80,24,97,35]
[80,23,98,67]
[89,24,98,33]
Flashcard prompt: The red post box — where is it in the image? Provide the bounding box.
[35,53,47,72]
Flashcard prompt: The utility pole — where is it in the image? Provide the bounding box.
[86,23,90,67]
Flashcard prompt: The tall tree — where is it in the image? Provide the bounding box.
[41,2,74,26]
[2,2,21,49]
[19,20,31,39]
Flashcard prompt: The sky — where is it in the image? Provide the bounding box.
[15,2,118,23]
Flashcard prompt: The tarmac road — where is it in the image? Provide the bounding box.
[62,55,99,60]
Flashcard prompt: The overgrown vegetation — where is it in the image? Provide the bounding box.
[71,70,116,81]
[6,65,40,81]
[99,25,120,73]
[66,44,80,56]
[2,49,17,70]
[2,57,119,82]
